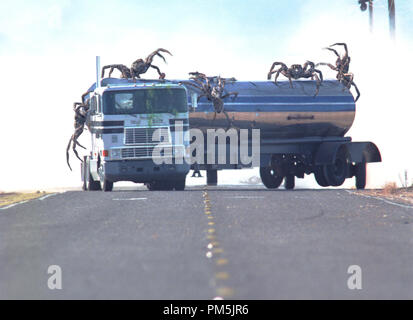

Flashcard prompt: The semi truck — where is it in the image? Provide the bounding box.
[81,77,190,191]
[81,58,380,191]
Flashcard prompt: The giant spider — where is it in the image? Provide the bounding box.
[66,91,90,171]
[317,43,360,102]
[131,48,172,80]
[183,73,238,129]
[267,61,323,96]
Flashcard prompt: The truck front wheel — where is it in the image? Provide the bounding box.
[101,178,113,192]
[86,158,101,191]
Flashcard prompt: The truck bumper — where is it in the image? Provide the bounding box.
[103,160,190,183]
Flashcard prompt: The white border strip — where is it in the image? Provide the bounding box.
[0,200,29,210]
[112,197,147,201]
[0,193,58,210]
[345,190,413,210]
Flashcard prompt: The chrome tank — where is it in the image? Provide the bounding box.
[185,80,355,139]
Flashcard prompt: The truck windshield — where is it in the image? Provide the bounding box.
[102,88,187,115]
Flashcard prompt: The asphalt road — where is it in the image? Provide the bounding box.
[1,186,413,299]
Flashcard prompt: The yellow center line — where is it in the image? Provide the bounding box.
[202,188,234,299]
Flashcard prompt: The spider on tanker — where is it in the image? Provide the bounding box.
[316,43,360,102]
[182,72,238,129]
[267,61,323,96]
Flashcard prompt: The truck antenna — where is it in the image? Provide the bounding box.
[96,56,101,89]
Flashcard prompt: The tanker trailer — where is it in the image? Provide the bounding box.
[183,79,381,190]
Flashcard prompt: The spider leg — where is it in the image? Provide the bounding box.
[75,139,86,149]
[316,62,337,72]
[303,61,315,71]
[146,48,172,64]
[287,75,294,88]
[71,127,85,162]
[268,62,285,80]
[324,47,340,58]
[312,73,321,97]
[189,71,207,79]
[197,94,206,102]
[314,69,323,82]
[273,69,282,86]
[81,90,91,105]
[101,66,109,78]
[66,137,73,171]
[351,81,361,102]
[330,43,348,55]
[223,110,233,130]
[108,66,116,78]
[72,142,83,162]
[343,73,354,88]
[221,92,238,101]
[182,81,203,92]
[149,65,165,79]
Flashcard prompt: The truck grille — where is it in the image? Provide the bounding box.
[124,127,170,145]
[120,146,173,159]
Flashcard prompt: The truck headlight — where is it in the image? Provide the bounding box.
[111,149,121,160]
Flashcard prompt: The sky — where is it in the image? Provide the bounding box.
[0,0,412,191]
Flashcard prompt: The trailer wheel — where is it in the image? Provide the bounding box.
[355,162,366,190]
[173,177,186,191]
[284,175,295,190]
[314,166,329,187]
[207,169,218,186]
[323,147,349,187]
[259,167,283,189]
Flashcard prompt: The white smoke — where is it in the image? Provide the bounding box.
[281,2,413,189]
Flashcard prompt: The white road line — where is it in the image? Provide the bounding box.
[345,190,413,210]
[0,193,59,210]
[0,200,29,210]
[225,196,265,199]
[38,193,57,201]
[112,198,147,201]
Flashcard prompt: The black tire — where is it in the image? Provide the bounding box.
[86,159,101,191]
[355,162,366,190]
[81,158,87,191]
[207,169,218,186]
[173,177,186,191]
[314,166,329,187]
[323,147,349,187]
[101,178,113,192]
[284,175,295,190]
[259,167,283,189]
